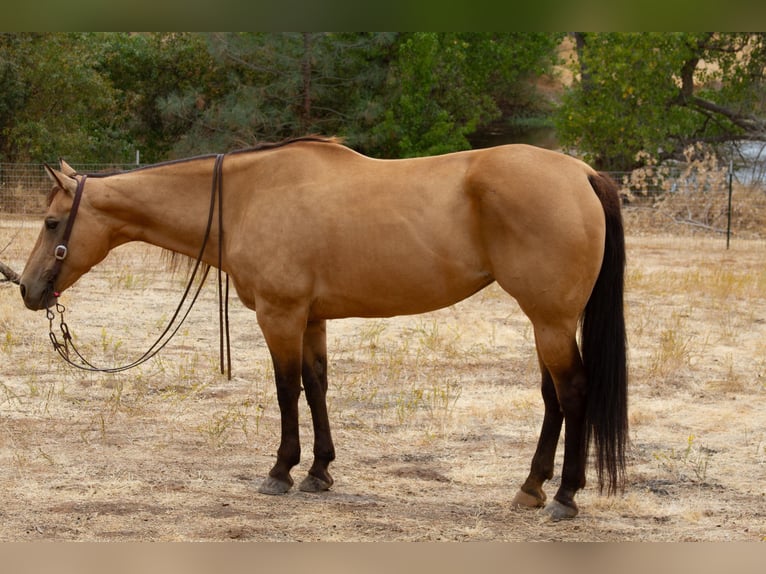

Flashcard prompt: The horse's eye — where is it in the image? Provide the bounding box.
[45,218,59,231]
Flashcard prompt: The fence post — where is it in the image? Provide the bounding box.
[726,160,733,250]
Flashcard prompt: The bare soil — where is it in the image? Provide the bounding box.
[0,220,764,541]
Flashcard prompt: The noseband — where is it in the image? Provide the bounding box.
[47,155,232,379]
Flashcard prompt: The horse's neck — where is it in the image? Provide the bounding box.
[98,166,220,262]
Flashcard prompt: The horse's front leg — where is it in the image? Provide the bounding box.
[298,319,336,492]
[256,304,307,495]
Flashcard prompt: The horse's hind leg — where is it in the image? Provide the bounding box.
[298,319,336,492]
[526,324,588,520]
[512,354,562,509]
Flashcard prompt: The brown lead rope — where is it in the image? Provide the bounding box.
[214,153,232,380]
[48,155,232,379]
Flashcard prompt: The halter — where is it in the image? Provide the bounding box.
[47,154,232,379]
[49,174,87,296]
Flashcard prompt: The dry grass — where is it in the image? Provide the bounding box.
[0,220,765,541]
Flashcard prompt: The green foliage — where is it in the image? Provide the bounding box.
[556,33,696,169]
[0,33,125,163]
[556,33,766,170]
[156,33,402,157]
[97,32,224,162]
[6,32,766,167]
[372,33,483,157]
[372,32,562,157]
[0,32,563,163]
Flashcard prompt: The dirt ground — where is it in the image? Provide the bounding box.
[0,218,764,542]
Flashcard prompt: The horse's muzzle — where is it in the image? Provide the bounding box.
[19,281,57,311]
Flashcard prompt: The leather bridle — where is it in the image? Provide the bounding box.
[47,155,232,379]
[49,174,87,297]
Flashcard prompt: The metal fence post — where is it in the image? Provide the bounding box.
[726,160,733,250]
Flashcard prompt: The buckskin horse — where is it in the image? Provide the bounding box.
[19,136,627,520]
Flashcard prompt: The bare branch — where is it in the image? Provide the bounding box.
[673,33,766,140]
[0,261,20,284]
[687,96,766,134]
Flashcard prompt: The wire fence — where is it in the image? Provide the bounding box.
[606,159,766,241]
[0,162,141,218]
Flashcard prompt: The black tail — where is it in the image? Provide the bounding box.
[582,173,628,495]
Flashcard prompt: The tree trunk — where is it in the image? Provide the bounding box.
[573,32,592,93]
[301,32,313,133]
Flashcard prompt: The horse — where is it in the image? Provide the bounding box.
[19,136,627,520]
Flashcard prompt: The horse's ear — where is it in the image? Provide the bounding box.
[44,163,64,187]
[59,159,77,177]
[44,164,79,196]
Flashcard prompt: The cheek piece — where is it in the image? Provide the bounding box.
[48,174,87,299]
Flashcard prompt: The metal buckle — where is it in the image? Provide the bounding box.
[54,244,68,260]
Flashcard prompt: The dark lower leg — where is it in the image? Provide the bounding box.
[259,358,302,494]
[300,320,335,491]
[516,368,562,506]
[553,370,588,511]
[528,329,588,519]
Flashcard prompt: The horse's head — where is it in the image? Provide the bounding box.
[19,161,111,310]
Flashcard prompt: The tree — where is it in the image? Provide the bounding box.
[0,33,564,164]
[160,33,398,157]
[96,33,224,163]
[0,33,125,163]
[0,33,226,164]
[372,32,563,158]
[163,32,562,159]
[556,33,766,170]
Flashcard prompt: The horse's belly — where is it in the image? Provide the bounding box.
[309,266,494,320]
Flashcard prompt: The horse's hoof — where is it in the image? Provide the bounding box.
[542,499,579,520]
[257,476,293,495]
[512,489,546,509]
[298,473,333,493]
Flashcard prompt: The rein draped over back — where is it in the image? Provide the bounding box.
[47,154,232,379]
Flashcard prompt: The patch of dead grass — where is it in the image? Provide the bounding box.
[1,222,765,541]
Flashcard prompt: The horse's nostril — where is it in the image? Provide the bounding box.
[19,284,26,298]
